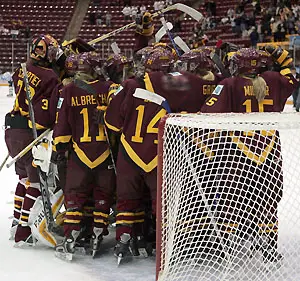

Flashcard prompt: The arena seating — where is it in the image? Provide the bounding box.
[78,0,258,58]
[0,0,75,73]
[0,0,268,72]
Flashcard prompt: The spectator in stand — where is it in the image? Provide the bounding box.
[131,6,138,21]
[154,1,159,11]
[122,5,131,20]
[174,15,182,32]
[291,67,300,111]
[158,1,165,11]
[0,23,9,35]
[106,12,112,27]
[140,4,146,15]
[227,7,235,19]
[96,13,102,26]
[89,12,96,25]
[166,0,173,6]
[249,26,259,47]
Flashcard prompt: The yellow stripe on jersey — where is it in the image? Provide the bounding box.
[230,132,276,165]
[120,133,157,172]
[73,141,110,169]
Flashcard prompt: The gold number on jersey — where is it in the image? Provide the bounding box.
[205,97,218,106]
[131,105,167,144]
[80,107,106,143]
[243,98,274,112]
[41,99,48,110]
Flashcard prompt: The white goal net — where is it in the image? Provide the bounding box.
[156,112,300,281]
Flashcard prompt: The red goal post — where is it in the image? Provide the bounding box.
[157,112,300,281]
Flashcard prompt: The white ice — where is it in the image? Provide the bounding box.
[0,86,156,281]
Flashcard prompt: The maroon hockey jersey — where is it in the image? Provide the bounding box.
[201,70,298,113]
[105,71,222,172]
[53,78,113,169]
[11,61,60,129]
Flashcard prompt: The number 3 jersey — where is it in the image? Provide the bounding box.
[53,79,113,169]
[105,71,221,173]
[11,62,60,129]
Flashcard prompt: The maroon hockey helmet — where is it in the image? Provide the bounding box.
[229,48,262,76]
[178,48,214,73]
[77,51,102,74]
[144,47,175,72]
[65,53,79,76]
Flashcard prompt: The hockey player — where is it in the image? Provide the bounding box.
[53,51,115,259]
[104,43,225,264]
[201,47,299,263]
[4,34,61,246]
[102,54,133,84]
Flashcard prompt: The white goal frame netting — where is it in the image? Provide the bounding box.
[156,112,300,281]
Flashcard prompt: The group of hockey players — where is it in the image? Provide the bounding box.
[3,6,299,266]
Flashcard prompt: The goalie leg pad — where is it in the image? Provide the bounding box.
[29,189,64,247]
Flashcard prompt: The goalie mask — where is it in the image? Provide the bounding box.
[30,34,61,65]
[103,54,133,83]
[178,48,214,73]
[229,48,262,77]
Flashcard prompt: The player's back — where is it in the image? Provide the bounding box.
[12,62,59,128]
[58,79,112,168]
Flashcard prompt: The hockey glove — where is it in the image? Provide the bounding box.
[136,12,154,36]
[264,45,293,68]
[32,140,51,174]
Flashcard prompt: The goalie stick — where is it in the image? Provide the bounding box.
[21,63,55,232]
[88,4,203,45]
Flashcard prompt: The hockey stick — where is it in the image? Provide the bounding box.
[21,63,55,232]
[159,15,181,56]
[210,51,230,78]
[155,22,173,42]
[88,4,203,45]
[0,153,10,172]
[6,128,51,169]
[174,36,190,53]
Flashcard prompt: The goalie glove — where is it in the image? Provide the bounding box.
[136,12,154,36]
[32,138,52,174]
[263,45,293,68]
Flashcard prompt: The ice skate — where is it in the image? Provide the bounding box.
[130,236,153,258]
[55,230,80,261]
[9,219,18,241]
[114,233,131,266]
[14,234,37,248]
[91,227,103,258]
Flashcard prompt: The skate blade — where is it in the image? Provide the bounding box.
[117,254,123,266]
[74,247,86,256]
[55,251,73,261]
[138,248,149,258]
[14,241,35,248]
[92,249,99,258]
